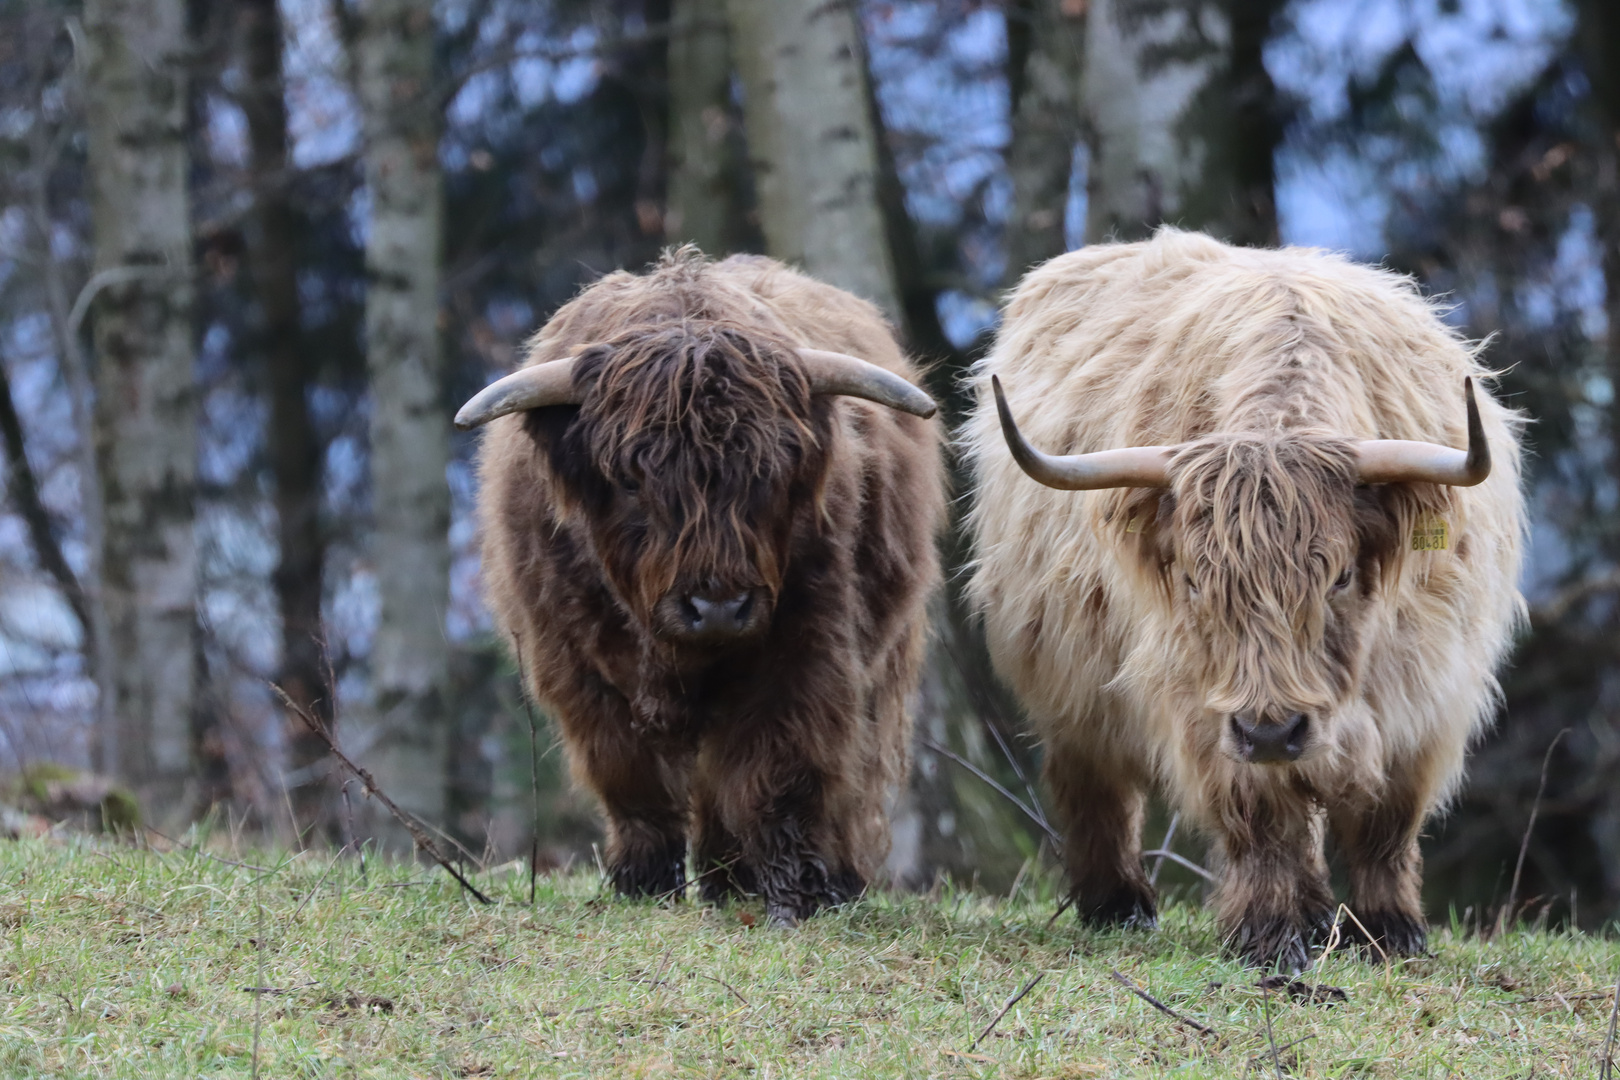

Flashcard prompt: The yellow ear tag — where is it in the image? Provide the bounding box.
[1125,515,1145,534]
[1411,516,1449,551]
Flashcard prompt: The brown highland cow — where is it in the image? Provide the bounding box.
[458,250,945,924]
[963,230,1526,970]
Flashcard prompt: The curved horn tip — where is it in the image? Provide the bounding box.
[795,347,938,418]
[1462,375,1490,484]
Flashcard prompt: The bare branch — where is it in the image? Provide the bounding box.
[271,682,493,905]
[1140,847,1215,884]
[968,971,1044,1051]
[1109,968,1218,1038]
[1499,727,1569,936]
[920,736,1063,848]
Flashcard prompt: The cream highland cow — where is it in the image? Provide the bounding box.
[963,230,1526,970]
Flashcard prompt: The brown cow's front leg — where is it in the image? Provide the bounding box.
[1045,741,1157,928]
[569,719,692,900]
[1328,781,1428,958]
[690,773,758,904]
[703,724,861,925]
[1212,793,1334,973]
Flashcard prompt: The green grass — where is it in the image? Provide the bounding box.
[0,834,1614,1078]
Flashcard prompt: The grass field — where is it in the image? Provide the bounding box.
[1,833,1615,1078]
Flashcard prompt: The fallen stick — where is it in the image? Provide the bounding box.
[969,971,1045,1051]
[272,683,493,905]
[1110,968,1218,1037]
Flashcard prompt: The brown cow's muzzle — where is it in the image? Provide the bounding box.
[1228,711,1311,765]
[654,586,770,646]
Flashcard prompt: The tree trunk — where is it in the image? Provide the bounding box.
[1003,0,1087,282]
[667,0,745,255]
[354,0,450,849]
[237,0,332,837]
[1082,0,1281,246]
[724,0,899,316]
[83,0,200,821]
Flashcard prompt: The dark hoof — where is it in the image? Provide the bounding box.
[760,871,863,927]
[1231,918,1311,975]
[1257,974,1348,1005]
[1075,883,1158,930]
[1342,909,1427,957]
[609,851,686,900]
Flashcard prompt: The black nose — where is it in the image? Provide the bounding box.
[1230,712,1309,764]
[677,591,755,637]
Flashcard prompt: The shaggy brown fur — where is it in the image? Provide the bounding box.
[475,250,945,924]
[963,230,1526,970]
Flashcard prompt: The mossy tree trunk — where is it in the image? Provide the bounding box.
[83,0,200,821]
[724,0,899,316]
[354,0,451,849]
[1082,0,1282,246]
[667,0,754,256]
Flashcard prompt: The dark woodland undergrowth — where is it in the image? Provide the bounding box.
[0,832,1614,1078]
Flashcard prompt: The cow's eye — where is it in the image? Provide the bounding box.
[1184,573,1199,600]
[1330,568,1353,594]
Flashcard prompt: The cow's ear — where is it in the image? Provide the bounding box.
[1116,488,1176,580]
[1353,482,1443,591]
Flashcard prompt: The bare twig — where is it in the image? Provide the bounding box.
[271,683,493,904]
[1148,813,1179,886]
[1603,963,1620,1079]
[251,878,264,1080]
[0,355,92,641]
[1530,567,1620,625]
[341,781,366,882]
[1337,905,1390,966]
[1045,893,1075,928]
[66,265,172,345]
[1109,968,1217,1037]
[143,827,277,874]
[702,973,749,1006]
[1260,979,1284,1079]
[937,630,1051,830]
[290,844,349,919]
[1141,847,1215,884]
[968,971,1045,1051]
[645,947,675,991]
[1500,728,1569,936]
[921,737,1063,848]
[515,645,543,907]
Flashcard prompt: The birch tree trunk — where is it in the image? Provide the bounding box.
[1082,0,1281,246]
[83,0,199,820]
[354,0,450,848]
[1003,0,1087,281]
[724,0,899,316]
[238,0,332,836]
[667,0,742,254]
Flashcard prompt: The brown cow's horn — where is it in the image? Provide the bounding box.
[1354,377,1491,487]
[992,375,1173,490]
[796,348,937,418]
[454,357,581,430]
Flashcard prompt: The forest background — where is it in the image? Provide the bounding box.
[0,0,1615,928]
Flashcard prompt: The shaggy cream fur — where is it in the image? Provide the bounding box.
[962,229,1526,969]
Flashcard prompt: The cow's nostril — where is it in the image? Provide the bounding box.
[1231,712,1308,764]
[678,591,755,636]
[1283,712,1309,753]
